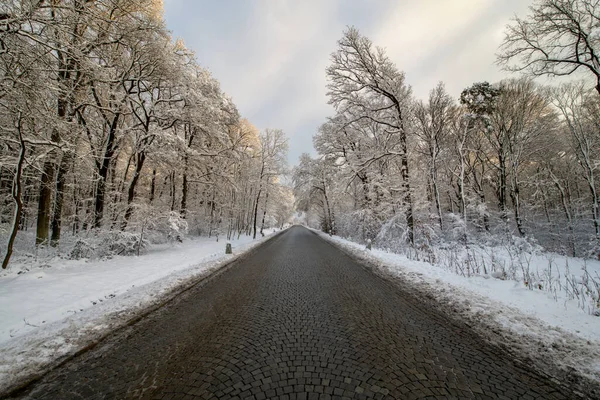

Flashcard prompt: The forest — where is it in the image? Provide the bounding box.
[0,0,292,268]
[2,0,600,272]
[294,1,600,263]
[1,2,600,397]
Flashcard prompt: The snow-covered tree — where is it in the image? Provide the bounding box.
[324,27,415,244]
[414,82,454,231]
[0,0,291,268]
[552,82,600,241]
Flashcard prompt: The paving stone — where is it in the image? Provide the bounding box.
[12,227,581,399]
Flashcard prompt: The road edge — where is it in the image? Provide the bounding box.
[1,228,290,399]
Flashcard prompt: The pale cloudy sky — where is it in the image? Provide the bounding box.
[163,0,534,165]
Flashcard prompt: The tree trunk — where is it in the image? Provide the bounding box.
[394,105,414,245]
[122,152,146,230]
[458,154,467,235]
[48,77,74,246]
[50,150,73,246]
[20,176,31,230]
[456,129,468,243]
[3,114,26,269]
[36,128,60,245]
[511,175,525,236]
[588,180,600,240]
[260,184,270,236]
[552,174,576,257]
[46,25,79,243]
[36,160,55,246]
[470,160,490,231]
[114,153,134,209]
[498,152,508,223]
[181,129,194,219]
[149,168,157,204]
[252,188,262,239]
[323,190,334,234]
[170,172,176,212]
[253,162,266,239]
[208,186,217,237]
[93,114,120,229]
[430,162,443,231]
[180,171,188,218]
[93,170,106,229]
[72,171,80,235]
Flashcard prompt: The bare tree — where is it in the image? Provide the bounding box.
[252,129,288,239]
[447,108,471,242]
[498,0,600,95]
[492,79,556,236]
[2,113,25,269]
[414,82,453,231]
[553,82,600,240]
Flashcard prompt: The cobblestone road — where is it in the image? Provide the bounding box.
[13,226,581,399]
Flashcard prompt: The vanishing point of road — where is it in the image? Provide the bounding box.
[13,226,580,399]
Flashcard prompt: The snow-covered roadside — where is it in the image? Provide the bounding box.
[313,230,600,397]
[0,229,284,395]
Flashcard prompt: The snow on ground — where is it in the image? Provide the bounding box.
[0,229,281,395]
[314,230,600,394]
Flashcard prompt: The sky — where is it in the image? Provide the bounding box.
[163,0,535,166]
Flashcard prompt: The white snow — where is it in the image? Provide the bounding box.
[3,226,599,394]
[0,229,280,394]
[314,230,600,388]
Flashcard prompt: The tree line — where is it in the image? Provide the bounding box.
[294,0,600,258]
[0,0,292,268]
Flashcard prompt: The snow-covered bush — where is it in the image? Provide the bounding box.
[68,230,148,259]
[97,231,148,258]
[447,213,468,244]
[147,211,188,243]
[510,235,542,255]
[68,238,95,260]
[375,215,409,252]
[124,206,189,245]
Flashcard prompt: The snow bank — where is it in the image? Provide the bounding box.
[0,229,281,395]
[315,230,600,395]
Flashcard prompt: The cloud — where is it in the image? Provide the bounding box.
[164,0,536,165]
[372,0,490,70]
[165,0,345,163]
[379,4,485,100]
[368,0,534,99]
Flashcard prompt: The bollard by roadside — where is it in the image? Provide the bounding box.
[225,242,232,254]
[366,239,372,250]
